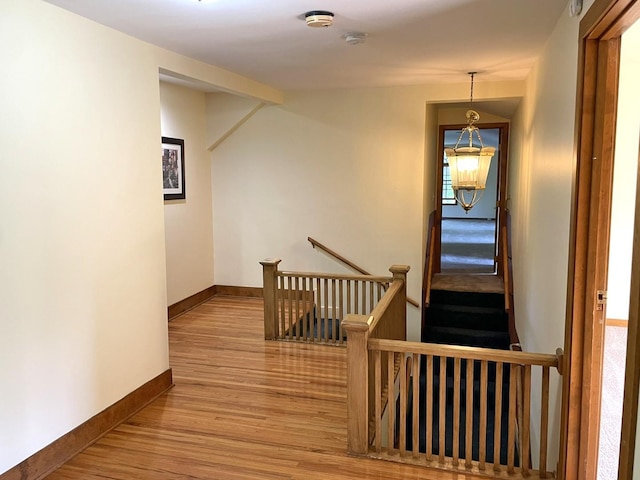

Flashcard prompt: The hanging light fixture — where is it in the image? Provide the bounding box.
[444,72,496,213]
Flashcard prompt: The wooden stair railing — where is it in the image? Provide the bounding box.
[261,258,408,345]
[348,337,564,479]
[308,236,420,309]
[502,211,521,350]
[423,211,436,308]
[421,211,436,338]
[342,265,410,453]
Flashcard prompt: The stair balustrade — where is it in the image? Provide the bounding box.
[347,337,563,479]
[260,259,399,344]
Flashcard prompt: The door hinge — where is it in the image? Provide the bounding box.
[596,290,608,311]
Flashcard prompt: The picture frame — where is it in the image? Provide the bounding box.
[162,136,185,200]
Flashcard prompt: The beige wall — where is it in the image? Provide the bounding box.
[0,0,281,474]
[509,0,596,467]
[160,82,214,305]
[0,0,169,472]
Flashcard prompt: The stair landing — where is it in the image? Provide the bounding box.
[431,273,504,294]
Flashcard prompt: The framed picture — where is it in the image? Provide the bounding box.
[162,137,185,200]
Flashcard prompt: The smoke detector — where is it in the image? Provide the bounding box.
[304,10,334,28]
[343,32,367,45]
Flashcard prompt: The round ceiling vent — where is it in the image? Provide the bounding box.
[344,32,367,45]
[304,10,334,28]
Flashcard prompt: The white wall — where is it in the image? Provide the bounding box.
[509,0,595,467]
[0,0,169,472]
[205,92,265,149]
[160,82,214,305]
[0,0,282,474]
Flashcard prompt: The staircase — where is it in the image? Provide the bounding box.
[422,289,511,349]
[399,286,518,465]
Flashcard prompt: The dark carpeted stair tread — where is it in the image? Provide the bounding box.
[424,326,511,350]
[427,303,508,332]
[429,289,505,309]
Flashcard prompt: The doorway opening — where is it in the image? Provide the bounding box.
[440,127,501,273]
[596,17,640,480]
[434,121,509,277]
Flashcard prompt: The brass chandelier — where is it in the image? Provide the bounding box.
[444,72,496,212]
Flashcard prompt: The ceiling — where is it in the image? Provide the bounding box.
[44,0,570,92]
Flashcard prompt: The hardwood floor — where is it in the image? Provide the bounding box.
[47,296,487,480]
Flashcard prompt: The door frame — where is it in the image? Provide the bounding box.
[434,122,510,275]
[561,1,640,479]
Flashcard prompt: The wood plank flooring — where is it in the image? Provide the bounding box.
[47,296,488,480]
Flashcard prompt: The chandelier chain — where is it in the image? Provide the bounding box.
[469,71,476,104]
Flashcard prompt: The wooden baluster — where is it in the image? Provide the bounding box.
[388,351,396,455]
[494,362,504,472]
[479,360,488,470]
[361,280,366,315]
[465,359,474,468]
[354,281,359,314]
[452,357,461,466]
[374,349,382,454]
[516,364,524,470]
[438,356,446,464]
[301,277,307,341]
[294,276,300,341]
[278,275,285,339]
[259,258,281,340]
[323,278,329,342]
[522,365,532,477]
[346,280,352,315]
[426,355,434,462]
[343,315,370,455]
[399,355,408,457]
[412,353,420,459]
[287,276,293,340]
[508,365,516,473]
[315,278,321,343]
[377,282,383,305]
[369,281,374,313]
[338,279,344,344]
[540,366,550,478]
[331,279,337,343]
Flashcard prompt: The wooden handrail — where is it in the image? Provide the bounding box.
[308,236,369,275]
[502,226,510,311]
[420,211,436,343]
[369,338,559,368]
[423,211,436,307]
[279,270,391,283]
[308,236,420,309]
[502,212,520,347]
[367,280,403,331]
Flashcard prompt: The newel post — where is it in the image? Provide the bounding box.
[260,258,281,340]
[389,264,410,341]
[343,314,370,455]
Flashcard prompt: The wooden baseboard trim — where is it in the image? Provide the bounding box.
[168,286,217,320]
[606,318,629,327]
[1,369,173,480]
[214,285,263,298]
